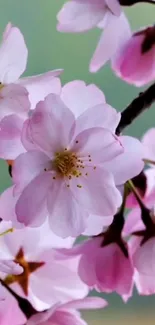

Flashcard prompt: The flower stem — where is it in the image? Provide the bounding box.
[127,180,153,228]
[0,279,37,319]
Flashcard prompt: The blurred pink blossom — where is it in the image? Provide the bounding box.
[112,26,155,86]
[0,225,88,311]
[57,1,132,72]
[0,23,62,160]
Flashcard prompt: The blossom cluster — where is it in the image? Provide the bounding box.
[0,0,155,324]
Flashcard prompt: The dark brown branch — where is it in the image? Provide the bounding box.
[120,0,155,6]
[116,82,155,135]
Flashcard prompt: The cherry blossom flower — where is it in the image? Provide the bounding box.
[57,1,132,72]
[12,93,125,237]
[9,90,142,237]
[112,25,155,86]
[27,297,107,325]
[0,225,88,311]
[10,87,144,237]
[57,0,121,33]
[0,23,62,160]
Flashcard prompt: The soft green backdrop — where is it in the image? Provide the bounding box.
[0,1,155,323]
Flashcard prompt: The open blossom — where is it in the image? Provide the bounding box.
[112,25,155,86]
[57,1,132,72]
[0,81,143,237]
[27,297,107,325]
[0,225,88,311]
[0,23,62,160]
[11,89,144,237]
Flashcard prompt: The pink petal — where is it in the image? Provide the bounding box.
[3,227,41,257]
[78,238,101,286]
[112,33,155,86]
[75,103,121,135]
[83,214,113,236]
[96,244,133,296]
[90,12,131,72]
[57,1,106,33]
[70,166,122,216]
[71,127,123,163]
[63,296,108,310]
[0,260,23,275]
[61,80,105,118]
[19,70,62,110]
[0,288,26,324]
[104,136,144,185]
[13,150,50,195]
[21,119,38,151]
[47,180,88,238]
[31,252,88,305]
[123,208,144,236]
[105,0,121,16]
[15,172,51,226]
[26,305,58,325]
[0,84,30,121]
[133,238,155,276]
[142,128,155,161]
[0,186,24,228]
[134,270,155,295]
[0,24,27,83]
[0,115,25,159]
[51,309,87,325]
[29,94,75,155]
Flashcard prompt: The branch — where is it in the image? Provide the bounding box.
[116,82,155,135]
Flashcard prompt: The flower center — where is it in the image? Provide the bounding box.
[4,247,44,296]
[53,150,80,177]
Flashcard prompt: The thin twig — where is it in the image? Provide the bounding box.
[116,82,155,135]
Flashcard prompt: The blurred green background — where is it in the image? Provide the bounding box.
[0,0,155,324]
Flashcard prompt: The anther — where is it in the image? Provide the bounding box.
[77,185,82,188]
